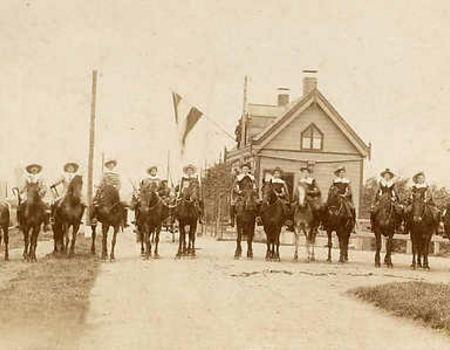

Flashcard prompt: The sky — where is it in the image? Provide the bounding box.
[1,0,450,196]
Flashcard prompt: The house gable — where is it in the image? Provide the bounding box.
[253,89,369,157]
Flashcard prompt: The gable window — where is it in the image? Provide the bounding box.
[301,124,323,150]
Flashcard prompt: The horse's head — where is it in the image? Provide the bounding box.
[26,183,41,205]
[262,182,277,205]
[182,181,199,202]
[296,183,308,208]
[411,192,425,223]
[140,184,159,209]
[67,175,83,200]
[101,185,120,207]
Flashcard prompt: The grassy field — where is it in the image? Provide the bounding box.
[351,282,450,334]
[0,234,100,350]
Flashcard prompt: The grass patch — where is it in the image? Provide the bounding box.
[0,235,99,350]
[351,282,450,334]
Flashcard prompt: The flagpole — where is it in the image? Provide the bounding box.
[86,70,97,229]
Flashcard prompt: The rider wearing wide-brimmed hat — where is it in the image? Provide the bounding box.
[18,163,51,231]
[92,158,128,227]
[177,164,204,223]
[50,162,86,223]
[294,165,323,227]
[406,171,440,224]
[370,168,402,232]
[327,165,356,230]
[269,166,293,230]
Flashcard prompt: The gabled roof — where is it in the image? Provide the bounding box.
[252,88,370,157]
[248,103,285,118]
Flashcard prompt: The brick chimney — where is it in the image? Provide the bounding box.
[303,69,318,96]
[277,87,290,106]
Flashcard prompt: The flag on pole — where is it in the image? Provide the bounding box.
[172,92,203,154]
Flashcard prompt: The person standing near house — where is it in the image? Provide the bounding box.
[327,166,356,230]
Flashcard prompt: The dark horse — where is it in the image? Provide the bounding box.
[0,202,10,261]
[409,193,438,270]
[234,177,257,260]
[91,185,124,261]
[14,184,46,261]
[137,184,168,259]
[292,183,316,262]
[176,181,199,258]
[325,187,354,263]
[260,181,285,261]
[372,193,401,268]
[52,175,86,257]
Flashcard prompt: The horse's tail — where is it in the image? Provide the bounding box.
[12,187,21,207]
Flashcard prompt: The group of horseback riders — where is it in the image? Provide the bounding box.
[15,159,205,232]
[229,162,441,234]
[230,162,356,233]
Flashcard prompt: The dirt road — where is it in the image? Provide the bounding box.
[79,230,450,350]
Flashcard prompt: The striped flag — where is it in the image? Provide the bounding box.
[172,92,203,154]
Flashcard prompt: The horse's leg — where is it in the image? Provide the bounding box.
[417,234,423,268]
[304,226,311,262]
[423,232,432,270]
[246,220,254,260]
[110,225,119,261]
[410,231,417,269]
[327,230,333,263]
[31,225,39,261]
[311,227,317,262]
[374,230,381,267]
[91,225,96,255]
[293,227,299,261]
[101,225,108,260]
[154,226,161,258]
[176,222,184,258]
[337,231,345,263]
[23,227,29,261]
[274,226,281,262]
[143,226,150,260]
[190,221,197,257]
[69,224,80,257]
[3,226,8,261]
[344,230,350,262]
[235,219,242,259]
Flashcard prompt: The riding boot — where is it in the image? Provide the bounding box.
[123,209,129,228]
[370,212,375,232]
[43,210,51,232]
[230,205,236,227]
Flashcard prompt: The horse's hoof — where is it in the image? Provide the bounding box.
[175,253,182,259]
[101,256,107,261]
[375,263,381,268]
[154,254,160,259]
[410,264,416,270]
[265,256,271,262]
[274,257,281,262]
[110,256,115,262]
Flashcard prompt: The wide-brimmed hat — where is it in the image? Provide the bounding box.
[183,164,197,173]
[273,167,283,174]
[104,158,117,168]
[412,171,425,184]
[25,163,43,174]
[147,166,158,174]
[380,168,394,178]
[300,165,309,172]
[240,162,251,170]
[334,166,346,176]
[64,162,79,173]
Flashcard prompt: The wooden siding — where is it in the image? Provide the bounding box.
[259,156,363,217]
[249,115,276,138]
[265,104,360,154]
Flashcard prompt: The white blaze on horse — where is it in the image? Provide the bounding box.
[293,183,316,262]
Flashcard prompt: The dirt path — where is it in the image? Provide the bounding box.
[79,230,450,350]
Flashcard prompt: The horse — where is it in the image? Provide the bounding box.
[234,178,257,260]
[52,175,85,257]
[292,184,316,262]
[90,185,124,261]
[409,193,438,270]
[14,184,46,261]
[260,181,285,261]
[0,202,10,261]
[372,192,401,268]
[176,181,199,258]
[325,187,354,263]
[137,184,168,259]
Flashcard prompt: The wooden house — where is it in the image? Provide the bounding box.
[225,73,371,217]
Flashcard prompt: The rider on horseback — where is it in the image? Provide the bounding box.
[270,167,292,229]
[93,158,128,227]
[327,166,356,231]
[406,172,440,226]
[50,162,86,223]
[370,168,402,233]
[17,163,51,231]
[177,164,204,224]
[295,165,323,229]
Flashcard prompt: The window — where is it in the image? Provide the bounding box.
[301,124,323,150]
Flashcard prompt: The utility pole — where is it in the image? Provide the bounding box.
[86,70,98,228]
[240,76,248,163]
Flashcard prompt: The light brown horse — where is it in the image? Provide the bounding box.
[0,202,10,261]
[293,183,316,262]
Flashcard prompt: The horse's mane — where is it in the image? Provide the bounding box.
[101,185,120,204]
[67,175,82,195]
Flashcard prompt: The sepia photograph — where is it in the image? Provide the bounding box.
[1,0,450,349]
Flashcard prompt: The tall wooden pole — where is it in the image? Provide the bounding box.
[240,76,248,163]
[86,70,98,226]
